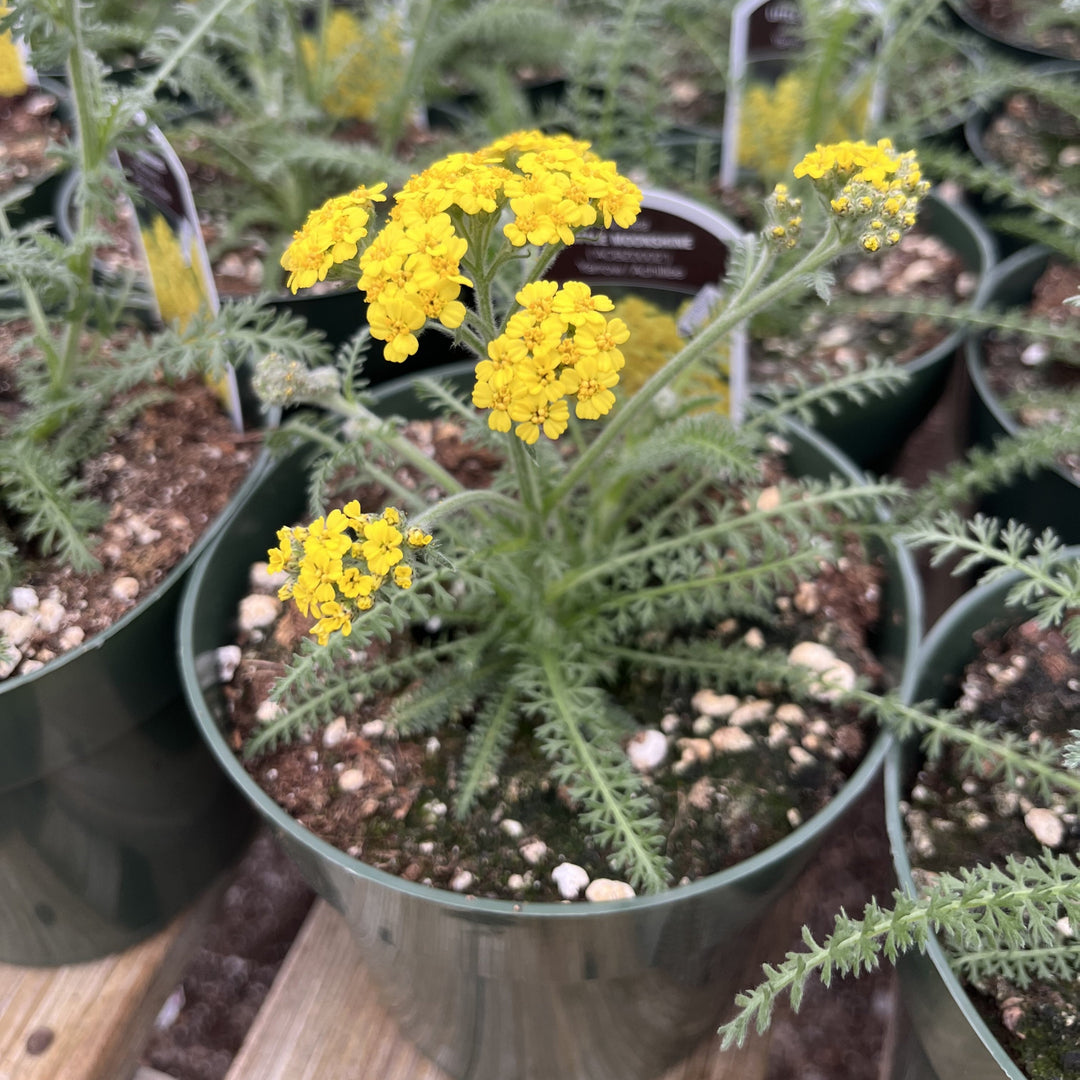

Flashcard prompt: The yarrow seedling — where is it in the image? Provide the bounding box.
[259,131,933,893]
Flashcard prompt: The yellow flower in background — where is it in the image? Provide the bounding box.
[0,5,26,98]
[737,70,869,181]
[299,8,403,123]
[139,214,213,329]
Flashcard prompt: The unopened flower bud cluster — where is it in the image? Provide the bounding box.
[252,352,341,407]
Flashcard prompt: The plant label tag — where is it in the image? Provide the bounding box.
[548,188,749,424]
[118,119,244,432]
[720,0,888,189]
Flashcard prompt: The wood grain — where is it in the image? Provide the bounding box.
[223,900,772,1080]
[0,879,225,1080]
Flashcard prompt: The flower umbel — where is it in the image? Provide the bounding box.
[272,502,434,646]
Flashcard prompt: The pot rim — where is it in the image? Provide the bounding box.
[179,364,923,919]
[888,549,1080,1079]
[964,243,1080,491]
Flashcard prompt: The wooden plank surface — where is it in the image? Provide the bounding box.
[0,881,225,1080]
[225,900,772,1080]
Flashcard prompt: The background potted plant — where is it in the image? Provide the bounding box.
[716,520,1080,1080]
[0,0,329,965]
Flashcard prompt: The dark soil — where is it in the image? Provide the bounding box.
[902,617,1080,1080]
[750,226,972,388]
[981,91,1080,199]
[981,260,1080,483]
[0,83,66,200]
[0,319,259,677]
[218,418,888,903]
[962,0,1080,59]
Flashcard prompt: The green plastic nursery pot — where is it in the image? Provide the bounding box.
[884,551,1080,1080]
[962,62,1080,256]
[0,449,264,967]
[780,189,997,474]
[965,245,1080,544]
[179,362,922,1080]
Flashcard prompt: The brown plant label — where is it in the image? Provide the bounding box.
[117,119,243,431]
[720,0,888,189]
[548,189,749,422]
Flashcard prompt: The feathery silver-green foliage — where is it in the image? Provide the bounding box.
[0,0,317,589]
[720,853,1080,1048]
[721,531,1080,1046]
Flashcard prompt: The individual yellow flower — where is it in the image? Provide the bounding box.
[361,517,404,576]
[311,601,352,646]
[569,354,620,420]
[406,527,433,548]
[367,293,427,363]
[510,394,570,445]
[552,281,615,328]
[393,565,413,589]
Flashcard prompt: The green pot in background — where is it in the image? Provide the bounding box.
[178,362,922,1080]
[884,554,1080,1080]
[0,429,264,967]
[962,62,1080,258]
[770,189,997,475]
[965,245,1080,544]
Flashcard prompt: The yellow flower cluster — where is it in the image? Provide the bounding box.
[299,8,402,123]
[357,130,642,365]
[737,71,868,180]
[472,280,628,444]
[280,183,388,294]
[792,139,929,252]
[269,502,433,646]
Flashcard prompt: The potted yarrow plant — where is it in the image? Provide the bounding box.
[0,0,330,965]
[717,523,1080,1080]
[180,131,930,1079]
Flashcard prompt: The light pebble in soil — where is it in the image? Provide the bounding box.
[238,593,281,632]
[111,576,140,602]
[520,839,549,865]
[323,716,349,748]
[9,587,38,613]
[585,879,635,902]
[450,869,474,893]
[1024,806,1065,848]
[551,862,590,900]
[691,689,739,719]
[787,642,856,701]
[710,726,755,754]
[729,699,772,727]
[0,611,35,647]
[627,729,668,771]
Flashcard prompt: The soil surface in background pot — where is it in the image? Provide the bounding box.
[981,260,1080,483]
[981,90,1080,199]
[902,617,1080,1080]
[0,83,66,202]
[962,0,1080,60]
[750,225,973,388]
[219,419,888,904]
[0,319,259,678]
